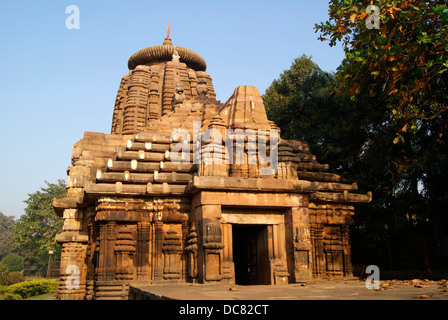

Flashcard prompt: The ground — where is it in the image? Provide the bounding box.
[130,279,448,300]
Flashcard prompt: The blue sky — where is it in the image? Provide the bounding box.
[0,0,345,219]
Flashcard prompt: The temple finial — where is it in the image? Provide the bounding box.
[163,23,172,46]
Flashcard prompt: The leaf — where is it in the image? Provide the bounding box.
[401,124,408,132]
[350,13,357,21]
[388,88,398,95]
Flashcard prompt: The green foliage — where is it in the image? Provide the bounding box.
[314,0,448,142]
[263,55,384,177]
[0,264,24,286]
[0,212,15,261]
[0,279,58,300]
[12,180,66,272]
[5,272,24,286]
[0,265,10,286]
[1,292,23,300]
[0,253,24,272]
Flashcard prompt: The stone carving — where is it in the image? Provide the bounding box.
[171,49,180,63]
[185,226,198,281]
[114,227,135,280]
[196,80,208,96]
[204,222,223,249]
[295,226,310,243]
[173,82,186,106]
[162,227,182,280]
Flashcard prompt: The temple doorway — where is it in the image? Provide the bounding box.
[232,224,270,285]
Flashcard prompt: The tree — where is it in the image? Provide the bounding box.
[263,54,386,178]
[0,253,24,272]
[0,212,15,261]
[314,0,448,142]
[263,53,448,271]
[12,180,66,272]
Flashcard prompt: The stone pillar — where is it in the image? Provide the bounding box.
[153,220,164,281]
[271,224,289,285]
[58,242,88,300]
[196,204,224,283]
[136,221,151,280]
[162,226,182,280]
[115,226,135,280]
[290,206,313,281]
[181,221,189,280]
[312,223,326,278]
[97,222,116,281]
[55,208,89,300]
[203,221,224,282]
[221,223,234,283]
[341,225,354,277]
[85,219,97,300]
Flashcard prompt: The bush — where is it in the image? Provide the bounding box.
[0,285,22,300]
[6,272,24,285]
[1,292,22,300]
[0,265,24,286]
[0,279,58,300]
[0,285,7,295]
[0,266,8,286]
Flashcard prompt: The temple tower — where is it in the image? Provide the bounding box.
[111,36,216,135]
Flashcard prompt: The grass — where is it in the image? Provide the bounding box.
[25,292,56,300]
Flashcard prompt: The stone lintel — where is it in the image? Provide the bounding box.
[310,191,372,204]
[191,190,304,209]
[221,212,284,225]
[186,176,318,194]
[55,231,89,244]
[94,210,188,223]
[53,196,85,217]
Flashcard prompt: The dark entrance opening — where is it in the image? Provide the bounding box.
[232,224,269,285]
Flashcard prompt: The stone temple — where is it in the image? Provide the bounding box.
[53,34,371,300]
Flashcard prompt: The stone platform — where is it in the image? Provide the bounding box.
[129,279,448,300]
